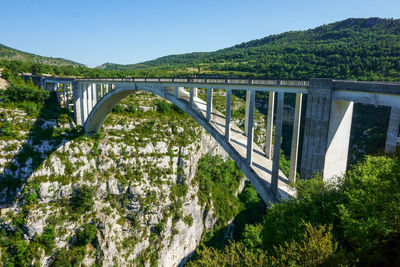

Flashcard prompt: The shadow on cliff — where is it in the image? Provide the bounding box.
[0,92,83,208]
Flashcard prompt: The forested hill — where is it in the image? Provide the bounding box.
[0,43,84,67]
[99,17,400,81]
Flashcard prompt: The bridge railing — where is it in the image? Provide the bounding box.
[75,77,309,87]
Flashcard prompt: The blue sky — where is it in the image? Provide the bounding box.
[1,0,399,67]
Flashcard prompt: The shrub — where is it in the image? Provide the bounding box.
[24,102,38,115]
[72,185,95,212]
[41,226,56,252]
[4,82,49,103]
[152,223,164,236]
[0,120,17,138]
[75,224,97,246]
[155,99,171,114]
[111,104,124,114]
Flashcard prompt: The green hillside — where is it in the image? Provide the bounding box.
[0,43,84,67]
[99,17,400,81]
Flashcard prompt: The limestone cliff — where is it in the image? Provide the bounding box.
[0,92,233,266]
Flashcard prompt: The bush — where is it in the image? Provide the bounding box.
[41,226,56,251]
[75,224,97,246]
[155,99,171,114]
[0,120,17,138]
[72,185,95,212]
[4,82,49,103]
[111,104,125,114]
[24,102,38,115]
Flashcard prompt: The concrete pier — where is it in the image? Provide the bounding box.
[246,90,256,164]
[265,91,275,159]
[324,100,354,180]
[92,83,97,107]
[206,88,213,122]
[174,86,179,98]
[82,84,88,122]
[245,90,251,136]
[385,107,400,153]
[73,82,82,125]
[190,87,194,107]
[301,79,333,179]
[289,93,302,183]
[225,89,232,141]
[271,92,284,195]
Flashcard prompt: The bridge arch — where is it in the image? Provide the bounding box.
[82,83,285,204]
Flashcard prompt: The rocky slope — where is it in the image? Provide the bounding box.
[0,91,236,266]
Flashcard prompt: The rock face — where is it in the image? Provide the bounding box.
[0,92,230,266]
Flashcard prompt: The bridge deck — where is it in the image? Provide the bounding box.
[165,87,296,200]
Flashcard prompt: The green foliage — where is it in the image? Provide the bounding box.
[241,224,263,250]
[273,223,347,266]
[191,155,400,266]
[71,185,95,212]
[189,224,346,266]
[151,223,164,237]
[194,154,243,225]
[0,120,17,139]
[40,226,56,252]
[4,82,49,104]
[155,99,171,114]
[187,242,268,267]
[75,224,97,246]
[193,154,244,248]
[50,247,86,267]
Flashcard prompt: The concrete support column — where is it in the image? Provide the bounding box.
[193,87,198,98]
[271,92,284,196]
[82,84,88,122]
[225,89,232,141]
[301,78,353,181]
[245,90,251,135]
[67,84,70,108]
[265,91,275,158]
[92,83,97,107]
[301,79,333,179]
[65,84,70,110]
[174,86,179,98]
[289,93,302,183]
[385,107,400,153]
[206,88,213,122]
[101,84,104,98]
[190,87,194,107]
[56,83,60,102]
[87,83,93,115]
[62,84,66,108]
[73,82,82,125]
[323,100,354,180]
[246,90,256,164]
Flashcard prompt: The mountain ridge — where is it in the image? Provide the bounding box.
[96,17,400,78]
[0,43,84,67]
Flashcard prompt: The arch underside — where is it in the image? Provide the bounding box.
[83,84,294,204]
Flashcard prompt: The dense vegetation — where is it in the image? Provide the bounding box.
[189,154,400,266]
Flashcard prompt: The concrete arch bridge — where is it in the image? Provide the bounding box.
[33,76,400,204]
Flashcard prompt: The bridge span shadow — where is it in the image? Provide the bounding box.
[0,93,82,208]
